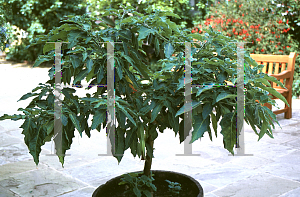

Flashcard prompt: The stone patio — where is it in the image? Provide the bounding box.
[0,60,300,197]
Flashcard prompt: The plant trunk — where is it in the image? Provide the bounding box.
[143,136,154,177]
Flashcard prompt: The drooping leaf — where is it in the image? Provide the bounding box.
[150,102,164,123]
[18,92,39,102]
[202,102,213,120]
[220,112,236,155]
[190,114,210,143]
[175,100,203,117]
[43,43,56,54]
[164,42,174,59]
[68,112,81,134]
[116,102,137,127]
[211,112,218,138]
[215,92,237,104]
[137,26,156,41]
[33,55,53,68]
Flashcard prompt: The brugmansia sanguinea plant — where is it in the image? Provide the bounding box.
[0,4,289,195]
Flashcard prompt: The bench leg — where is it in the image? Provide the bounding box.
[284,99,292,119]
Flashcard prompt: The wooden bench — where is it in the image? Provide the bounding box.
[250,52,297,119]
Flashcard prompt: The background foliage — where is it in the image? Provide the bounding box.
[1,0,86,62]
[192,0,300,98]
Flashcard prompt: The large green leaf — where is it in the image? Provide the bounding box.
[154,37,160,57]
[68,112,82,134]
[33,55,53,68]
[255,78,271,87]
[125,129,135,150]
[164,42,174,59]
[50,31,68,41]
[18,92,39,102]
[43,43,56,54]
[190,114,210,143]
[175,100,203,117]
[138,122,145,159]
[68,31,83,49]
[215,92,237,104]
[91,110,106,130]
[0,114,26,121]
[137,26,156,41]
[70,55,81,69]
[220,112,236,155]
[211,112,218,138]
[113,127,125,164]
[116,102,137,127]
[150,102,164,123]
[140,100,156,116]
[159,11,181,19]
[202,102,213,120]
[254,83,289,106]
[74,69,89,83]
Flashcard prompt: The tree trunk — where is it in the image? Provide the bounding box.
[143,136,154,177]
[143,111,155,177]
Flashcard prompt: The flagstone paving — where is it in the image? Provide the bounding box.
[1,60,300,196]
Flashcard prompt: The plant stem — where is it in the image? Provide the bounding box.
[143,136,154,177]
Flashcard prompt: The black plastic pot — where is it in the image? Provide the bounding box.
[92,170,204,197]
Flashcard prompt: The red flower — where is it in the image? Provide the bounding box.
[218,30,221,32]
[250,25,254,29]
[227,19,231,22]
[256,38,261,42]
[287,19,289,24]
[278,20,282,24]
[287,28,290,31]
[246,33,249,36]
[283,46,286,49]
[261,49,264,52]
[261,35,263,38]
[233,28,236,32]
[199,30,202,33]
[272,32,275,34]
[239,20,243,24]
[196,28,198,32]
[243,37,246,40]
[287,46,290,48]
[191,30,195,33]
[275,45,278,48]
[242,14,244,17]
[234,32,238,35]
[258,24,260,27]
[262,8,264,11]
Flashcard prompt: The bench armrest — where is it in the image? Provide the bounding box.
[269,70,292,80]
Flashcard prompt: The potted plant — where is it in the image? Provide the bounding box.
[0,4,289,197]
